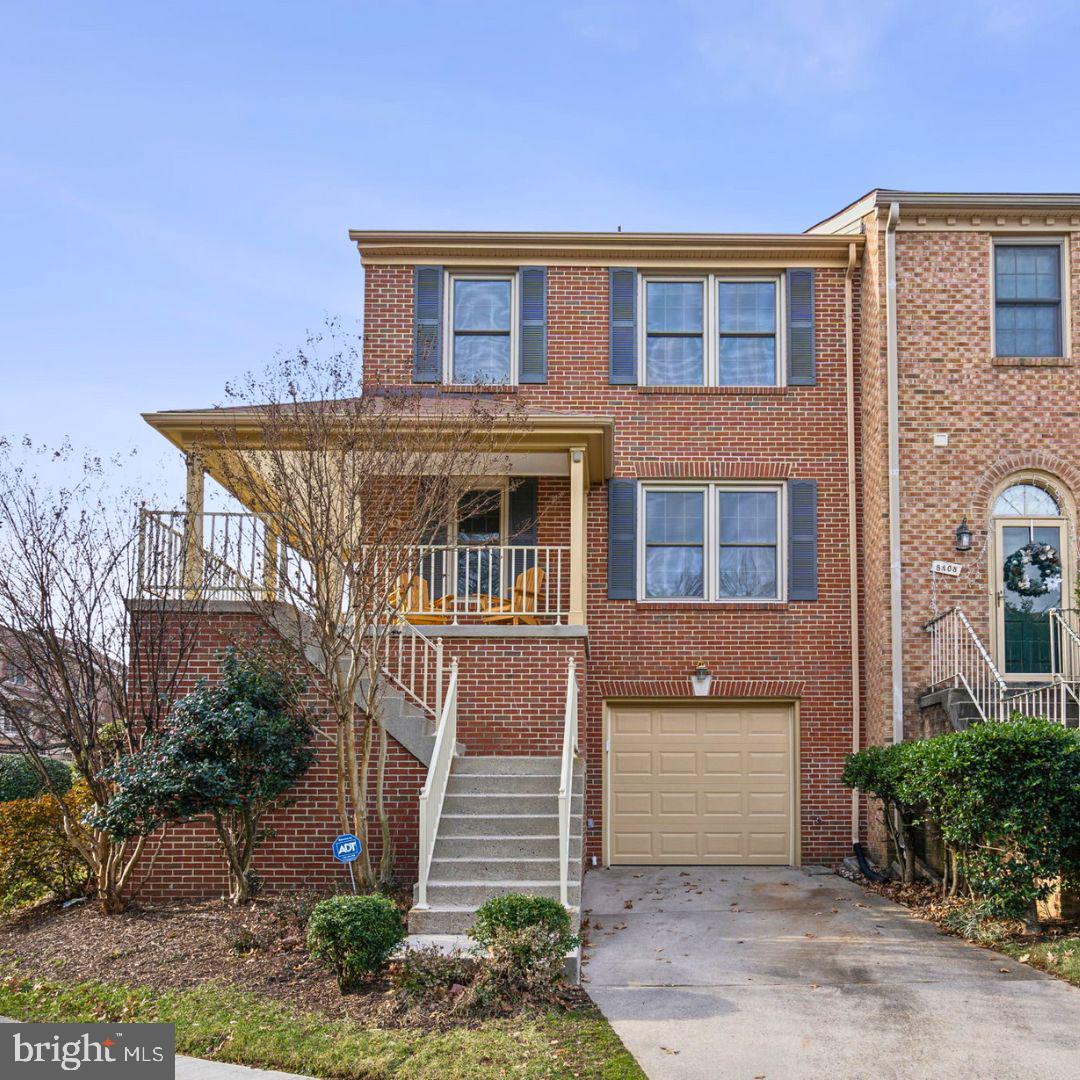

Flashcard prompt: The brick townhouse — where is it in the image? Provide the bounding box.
[134,190,1080,930]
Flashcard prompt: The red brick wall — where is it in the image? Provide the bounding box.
[363,263,860,866]
[887,228,1080,737]
[439,635,587,756]
[131,608,425,901]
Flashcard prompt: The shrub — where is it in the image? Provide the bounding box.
[0,755,73,803]
[0,781,91,911]
[94,649,314,904]
[844,717,1080,922]
[306,894,405,990]
[470,894,577,955]
[391,945,476,1005]
[464,925,569,1014]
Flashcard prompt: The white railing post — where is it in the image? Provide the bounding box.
[558,655,578,909]
[416,656,458,911]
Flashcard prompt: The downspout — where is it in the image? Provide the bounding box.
[845,241,861,844]
[885,202,904,745]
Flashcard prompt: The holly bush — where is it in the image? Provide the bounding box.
[0,781,91,910]
[844,717,1080,919]
[93,649,315,903]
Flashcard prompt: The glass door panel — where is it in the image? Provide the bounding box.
[999,522,1062,675]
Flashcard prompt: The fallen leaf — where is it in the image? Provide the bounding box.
[660,1046,680,1055]
[809,983,820,989]
[623,900,634,910]
[593,921,604,929]
[1018,954,1030,963]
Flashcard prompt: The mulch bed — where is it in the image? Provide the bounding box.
[0,893,589,1030]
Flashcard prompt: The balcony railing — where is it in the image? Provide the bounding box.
[138,510,570,623]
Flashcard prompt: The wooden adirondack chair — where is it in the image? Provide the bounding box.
[388,573,455,625]
[481,566,545,625]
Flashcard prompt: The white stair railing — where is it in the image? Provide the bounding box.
[1000,676,1080,726]
[558,656,579,908]
[416,657,459,910]
[1051,609,1080,683]
[925,608,1008,723]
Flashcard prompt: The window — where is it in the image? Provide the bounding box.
[994,243,1063,358]
[448,274,515,384]
[640,484,783,601]
[992,481,1061,518]
[641,274,782,386]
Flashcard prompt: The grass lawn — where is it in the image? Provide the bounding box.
[0,970,643,1080]
[1000,937,1080,988]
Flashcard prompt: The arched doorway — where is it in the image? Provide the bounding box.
[991,479,1070,678]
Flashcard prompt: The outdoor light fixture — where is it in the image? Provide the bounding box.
[955,518,972,552]
[691,663,712,696]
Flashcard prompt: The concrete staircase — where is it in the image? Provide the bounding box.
[408,755,585,935]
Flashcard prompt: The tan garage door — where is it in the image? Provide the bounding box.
[608,703,794,864]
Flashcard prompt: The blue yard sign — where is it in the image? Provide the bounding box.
[332,833,362,863]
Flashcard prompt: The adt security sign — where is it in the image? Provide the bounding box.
[332,833,362,863]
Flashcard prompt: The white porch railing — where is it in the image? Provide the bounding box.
[926,606,1080,725]
[416,657,459,909]
[376,543,569,623]
[924,607,1008,723]
[558,656,579,908]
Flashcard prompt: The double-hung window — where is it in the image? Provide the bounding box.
[448,273,516,383]
[994,242,1064,358]
[640,484,784,601]
[641,274,783,386]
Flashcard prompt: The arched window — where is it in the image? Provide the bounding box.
[992,482,1060,518]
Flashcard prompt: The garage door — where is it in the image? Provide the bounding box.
[608,703,794,864]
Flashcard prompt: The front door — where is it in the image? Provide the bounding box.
[995,519,1066,677]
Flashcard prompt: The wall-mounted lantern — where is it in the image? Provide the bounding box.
[955,518,973,552]
[691,663,712,697]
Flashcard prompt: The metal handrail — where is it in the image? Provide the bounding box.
[416,658,459,909]
[557,656,579,908]
[924,607,1007,722]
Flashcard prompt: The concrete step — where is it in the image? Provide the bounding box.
[438,813,562,837]
[429,856,582,882]
[433,834,581,860]
[453,756,562,775]
[408,904,581,936]
[446,772,582,795]
[423,880,581,907]
[442,792,582,816]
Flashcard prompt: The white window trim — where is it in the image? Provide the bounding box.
[637,272,787,387]
[448,479,510,547]
[990,237,1070,360]
[443,270,519,385]
[636,481,787,603]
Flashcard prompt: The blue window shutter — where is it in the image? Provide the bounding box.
[519,268,547,383]
[787,269,816,386]
[608,478,637,599]
[413,265,443,382]
[788,480,818,601]
[509,477,538,573]
[609,268,637,384]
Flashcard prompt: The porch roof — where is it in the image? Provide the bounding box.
[142,400,614,485]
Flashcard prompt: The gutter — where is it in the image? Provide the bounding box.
[844,241,862,843]
[885,202,904,744]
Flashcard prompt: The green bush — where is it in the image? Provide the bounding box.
[0,755,73,802]
[844,717,1080,921]
[306,894,405,990]
[469,894,577,955]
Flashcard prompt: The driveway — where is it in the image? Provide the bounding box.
[582,866,1080,1080]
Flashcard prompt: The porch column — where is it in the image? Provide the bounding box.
[568,447,587,626]
[183,450,205,598]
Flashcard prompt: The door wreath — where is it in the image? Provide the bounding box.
[1002,541,1062,598]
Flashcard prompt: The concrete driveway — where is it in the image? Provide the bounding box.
[582,866,1080,1080]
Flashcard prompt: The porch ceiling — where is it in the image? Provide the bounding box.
[142,404,614,500]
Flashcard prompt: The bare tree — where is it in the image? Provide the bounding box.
[208,328,525,888]
[0,440,206,912]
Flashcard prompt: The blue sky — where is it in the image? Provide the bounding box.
[2,1,1079,494]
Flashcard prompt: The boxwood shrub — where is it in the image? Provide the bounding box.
[306,894,405,990]
[0,755,73,802]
